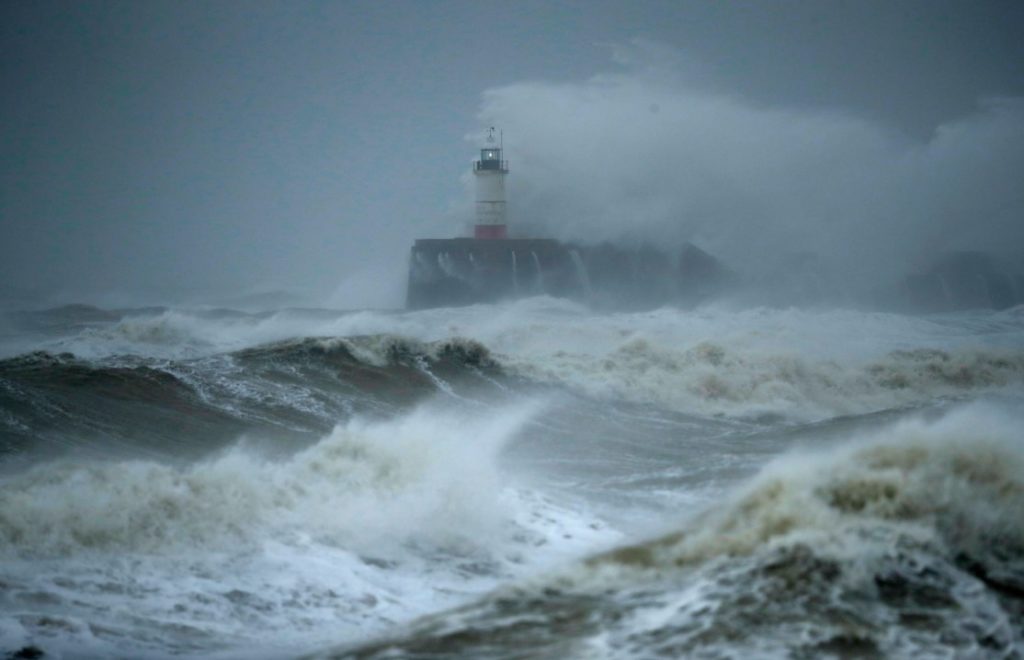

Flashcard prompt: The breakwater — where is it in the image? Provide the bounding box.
[406,239,732,309]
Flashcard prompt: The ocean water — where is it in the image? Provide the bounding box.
[0,298,1022,658]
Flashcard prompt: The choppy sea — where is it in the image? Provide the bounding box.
[1,298,1022,658]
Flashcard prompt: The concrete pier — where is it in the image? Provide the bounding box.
[406,238,733,309]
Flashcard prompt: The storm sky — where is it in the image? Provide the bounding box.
[2,0,1023,308]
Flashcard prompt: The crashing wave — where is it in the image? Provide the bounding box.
[232,334,494,370]
[0,336,502,453]
[503,339,1024,421]
[338,403,1024,658]
[0,403,534,557]
[0,402,623,657]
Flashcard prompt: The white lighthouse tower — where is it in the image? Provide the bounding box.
[472,127,509,239]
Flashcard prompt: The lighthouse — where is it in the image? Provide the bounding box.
[406,130,733,309]
[473,128,509,239]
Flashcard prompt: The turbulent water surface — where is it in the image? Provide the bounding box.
[1,298,1023,658]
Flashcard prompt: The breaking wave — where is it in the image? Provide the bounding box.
[4,302,1024,657]
[0,402,620,658]
[504,340,1024,421]
[594,402,1024,572]
[246,334,495,370]
[7,302,1024,426]
[0,404,534,556]
[339,403,1024,658]
[0,336,501,454]
[0,399,622,654]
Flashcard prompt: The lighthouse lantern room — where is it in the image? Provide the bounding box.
[473,128,509,239]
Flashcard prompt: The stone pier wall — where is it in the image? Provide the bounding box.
[405,238,732,309]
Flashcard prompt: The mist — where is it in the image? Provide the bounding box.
[480,41,1024,300]
[2,1,1023,310]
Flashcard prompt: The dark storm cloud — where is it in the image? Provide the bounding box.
[1,1,1022,308]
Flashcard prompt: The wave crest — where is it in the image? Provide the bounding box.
[0,403,536,557]
[229,334,493,370]
[343,404,1024,658]
[597,404,1023,571]
[507,339,1024,420]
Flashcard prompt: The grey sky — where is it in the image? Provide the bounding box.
[2,1,1022,307]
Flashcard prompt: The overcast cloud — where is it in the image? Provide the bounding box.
[2,0,1022,308]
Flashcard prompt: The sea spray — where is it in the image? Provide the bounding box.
[0,401,540,556]
[590,401,1024,569]
[0,400,619,658]
[506,340,1024,421]
[334,402,1024,659]
[3,302,1024,658]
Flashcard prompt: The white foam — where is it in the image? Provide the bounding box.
[35,304,1024,417]
[0,401,622,657]
[586,401,1024,573]
[351,402,1024,658]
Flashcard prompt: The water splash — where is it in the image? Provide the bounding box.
[511,250,520,295]
[531,251,546,294]
[569,249,593,299]
[437,252,459,279]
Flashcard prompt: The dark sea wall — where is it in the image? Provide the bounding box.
[406,238,733,309]
[902,251,1024,312]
